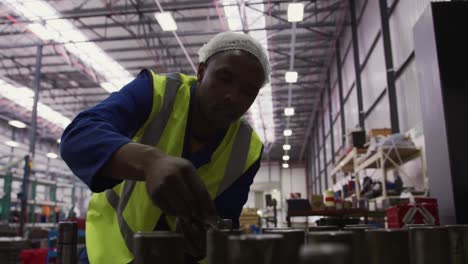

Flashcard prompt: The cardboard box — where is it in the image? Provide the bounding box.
[368,128,392,137]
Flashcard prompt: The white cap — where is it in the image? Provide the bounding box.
[198,31,271,85]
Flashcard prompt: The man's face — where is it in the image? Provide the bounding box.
[196,50,265,128]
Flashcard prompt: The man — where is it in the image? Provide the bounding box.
[60,32,270,263]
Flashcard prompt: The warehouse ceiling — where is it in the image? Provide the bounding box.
[0,0,347,162]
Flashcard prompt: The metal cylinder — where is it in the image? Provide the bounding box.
[207,229,241,264]
[263,227,296,233]
[227,234,284,264]
[308,226,340,232]
[409,226,450,264]
[59,244,77,264]
[300,243,349,264]
[446,225,468,264]
[263,229,305,263]
[57,221,78,245]
[404,224,435,229]
[56,222,78,264]
[306,231,355,264]
[366,229,410,264]
[133,231,185,264]
[343,225,378,264]
[343,225,378,231]
[215,219,233,230]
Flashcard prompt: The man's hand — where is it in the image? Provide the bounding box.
[176,218,207,260]
[144,154,218,224]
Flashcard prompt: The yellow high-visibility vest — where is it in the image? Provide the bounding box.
[86,70,263,264]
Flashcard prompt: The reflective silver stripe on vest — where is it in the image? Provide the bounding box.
[105,73,181,254]
[140,73,182,146]
[105,181,136,252]
[216,119,253,196]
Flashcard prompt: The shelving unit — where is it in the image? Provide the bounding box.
[329,148,367,200]
[0,157,84,225]
[355,146,427,198]
[328,144,428,210]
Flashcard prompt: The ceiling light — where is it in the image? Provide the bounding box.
[154,12,178,31]
[100,82,118,93]
[8,120,26,129]
[283,144,291,151]
[284,107,295,116]
[284,129,292,137]
[223,5,243,31]
[285,71,298,83]
[27,23,54,40]
[5,1,134,95]
[5,140,19,148]
[288,3,304,22]
[283,155,290,161]
[57,138,61,144]
[1,78,71,129]
[46,152,58,159]
[282,163,289,169]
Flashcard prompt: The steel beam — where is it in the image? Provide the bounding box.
[0,44,331,62]
[0,28,329,49]
[28,45,42,157]
[327,70,336,164]
[348,0,365,130]
[316,128,322,193]
[378,0,400,133]
[321,95,328,189]
[45,0,340,21]
[335,39,346,148]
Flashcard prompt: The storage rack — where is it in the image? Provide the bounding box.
[329,145,428,208]
[0,156,85,225]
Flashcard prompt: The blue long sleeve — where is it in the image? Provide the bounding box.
[60,71,153,192]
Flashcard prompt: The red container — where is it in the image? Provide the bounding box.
[21,248,47,264]
[387,199,440,228]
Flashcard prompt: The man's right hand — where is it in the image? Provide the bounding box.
[98,142,218,225]
[143,153,218,224]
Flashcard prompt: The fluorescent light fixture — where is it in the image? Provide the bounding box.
[284,107,295,116]
[223,5,243,31]
[284,129,292,137]
[57,138,61,144]
[283,144,291,151]
[257,210,263,216]
[4,0,58,21]
[27,23,54,40]
[46,152,58,159]
[285,71,298,83]
[282,155,290,161]
[288,3,304,22]
[8,120,27,129]
[0,78,71,129]
[5,140,19,148]
[4,0,134,95]
[282,163,289,169]
[154,12,178,31]
[100,82,119,93]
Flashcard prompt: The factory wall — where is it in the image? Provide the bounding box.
[307,0,444,195]
[245,162,306,225]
